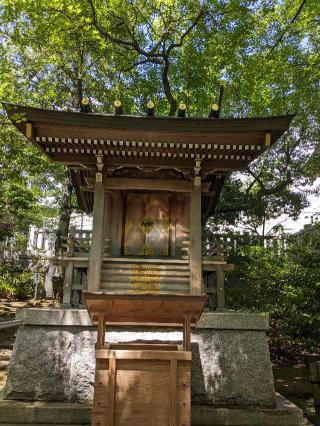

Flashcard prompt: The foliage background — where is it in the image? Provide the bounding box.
[0,0,319,350]
[226,224,320,352]
[1,0,319,234]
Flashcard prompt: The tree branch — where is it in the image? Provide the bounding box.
[121,58,156,73]
[162,58,177,116]
[266,0,308,58]
[85,1,204,114]
[167,8,204,54]
[246,167,266,192]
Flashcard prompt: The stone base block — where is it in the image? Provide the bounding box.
[192,394,304,425]
[0,400,91,425]
[5,308,276,407]
[0,394,303,425]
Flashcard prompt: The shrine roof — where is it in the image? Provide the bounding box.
[3,102,293,217]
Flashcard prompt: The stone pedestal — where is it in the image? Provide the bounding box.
[2,308,303,425]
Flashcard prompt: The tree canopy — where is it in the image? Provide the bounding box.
[0,0,319,233]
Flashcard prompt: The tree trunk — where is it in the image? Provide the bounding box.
[53,172,73,301]
[55,172,73,257]
[77,75,83,109]
[162,59,177,116]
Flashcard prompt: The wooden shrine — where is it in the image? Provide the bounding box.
[85,293,207,426]
[3,101,293,426]
[3,102,292,301]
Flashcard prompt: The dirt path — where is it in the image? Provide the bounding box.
[273,362,317,425]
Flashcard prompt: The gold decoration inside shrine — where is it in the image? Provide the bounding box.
[131,264,161,292]
[124,194,169,257]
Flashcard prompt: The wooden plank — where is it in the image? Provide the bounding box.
[205,272,216,311]
[114,364,170,426]
[103,193,112,255]
[105,178,192,192]
[202,261,235,273]
[100,282,189,294]
[108,343,179,351]
[110,193,122,256]
[91,413,107,426]
[96,349,192,361]
[169,195,177,257]
[216,267,226,311]
[32,122,269,144]
[116,194,124,256]
[62,260,74,306]
[104,321,187,328]
[87,179,105,292]
[113,356,190,426]
[92,347,192,426]
[190,180,203,294]
[202,260,227,265]
[26,122,33,138]
[107,357,116,426]
[93,387,108,408]
[265,132,271,147]
[202,263,234,272]
[103,257,189,264]
[183,315,191,351]
[5,103,292,134]
[41,153,251,172]
[93,178,212,193]
[100,274,190,283]
[97,314,105,349]
[100,280,190,289]
[170,359,178,426]
[111,358,189,375]
[175,195,189,259]
[84,293,207,325]
[101,267,190,276]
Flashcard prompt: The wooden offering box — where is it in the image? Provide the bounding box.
[84,293,207,426]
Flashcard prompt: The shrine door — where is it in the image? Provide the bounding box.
[123,193,169,256]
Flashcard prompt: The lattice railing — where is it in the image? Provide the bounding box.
[62,230,112,257]
[202,233,288,261]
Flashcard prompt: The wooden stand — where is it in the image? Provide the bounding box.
[84,293,207,426]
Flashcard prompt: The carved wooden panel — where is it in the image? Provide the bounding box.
[124,193,169,257]
[100,259,190,294]
[92,349,191,426]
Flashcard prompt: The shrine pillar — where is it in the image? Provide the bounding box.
[87,170,105,292]
[190,174,202,294]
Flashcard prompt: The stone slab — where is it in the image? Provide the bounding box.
[0,400,91,424]
[16,309,92,327]
[0,394,303,425]
[16,308,269,330]
[192,394,304,425]
[196,312,269,331]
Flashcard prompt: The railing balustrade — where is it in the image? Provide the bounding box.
[202,233,288,261]
[61,231,112,257]
[61,230,92,257]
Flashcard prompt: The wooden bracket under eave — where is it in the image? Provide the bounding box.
[95,155,104,183]
[265,132,271,147]
[26,122,33,139]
